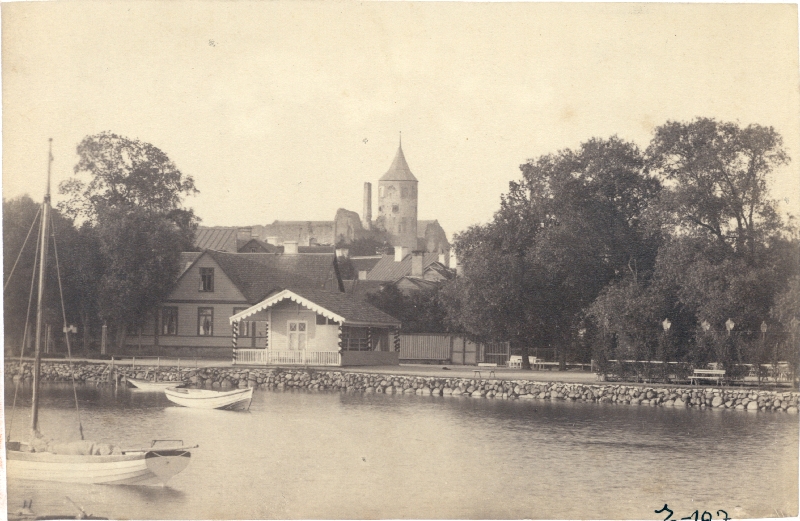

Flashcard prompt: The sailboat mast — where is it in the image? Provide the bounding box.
[31,138,53,433]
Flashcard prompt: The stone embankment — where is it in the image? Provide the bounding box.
[6,361,799,414]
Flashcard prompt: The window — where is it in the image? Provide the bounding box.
[379,186,385,198]
[162,307,178,336]
[399,217,406,233]
[341,327,371,351]
[198,307,214,336]
[233,307,253,337]
[392,204,399,214]
[199,268,214,292]
[288,321,307,350]
[401,186,409,198]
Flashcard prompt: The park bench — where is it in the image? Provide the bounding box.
[689,369,725,385]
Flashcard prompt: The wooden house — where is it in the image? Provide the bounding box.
[125,250,347,358]
[230,288,401,367]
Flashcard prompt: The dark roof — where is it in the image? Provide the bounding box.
[350,256,382,273]
[379,144,417,182]
[195,227,238,251]
[179,252,202,277]
[237,238,278,253]
[365,252,440,282]
[196,251,342,303]
[285,288,400,327]
[396,277,441,293]
[344,279,388,300]
[298,245,335,253]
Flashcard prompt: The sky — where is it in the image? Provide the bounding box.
[3,2,799,241]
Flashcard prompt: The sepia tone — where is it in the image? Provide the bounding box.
[2,2,799,520]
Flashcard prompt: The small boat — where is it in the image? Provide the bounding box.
[6,440,194,486]
[164,386,253,411]
[127,377,185,391]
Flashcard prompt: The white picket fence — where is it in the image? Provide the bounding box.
[234,349,341,366]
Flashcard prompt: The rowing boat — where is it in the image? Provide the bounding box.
[164,387,253,411]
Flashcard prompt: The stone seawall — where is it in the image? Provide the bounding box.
[6,361,799,414]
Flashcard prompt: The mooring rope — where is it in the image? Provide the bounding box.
[50,213,85,441]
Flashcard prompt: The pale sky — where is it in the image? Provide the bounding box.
[3,2,799,240]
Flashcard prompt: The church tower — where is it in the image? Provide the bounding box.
[378,138,418,251]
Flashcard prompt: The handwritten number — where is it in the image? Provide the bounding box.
[716,510,730,521]
[681,510,698,521]
[655,504,674,521]
[701,512,711,521]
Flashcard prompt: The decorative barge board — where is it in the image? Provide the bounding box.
[229,288,401,367]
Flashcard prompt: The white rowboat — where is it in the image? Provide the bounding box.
[164,387,253,411]
[6,442,193,486]
[127,378,185,391]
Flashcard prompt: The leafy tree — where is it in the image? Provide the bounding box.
[59,132,198,223]
[95,206,193,347]
[367,284,450,333]
[445,137,661,368]
[646,118,788,261]
[56,133,199,350]
[3,196,101,355]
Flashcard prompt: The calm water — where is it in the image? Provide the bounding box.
[4,382,798,519]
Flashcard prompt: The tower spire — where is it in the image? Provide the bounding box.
[399,131,402,148]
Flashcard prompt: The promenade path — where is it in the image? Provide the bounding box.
[29,356,601,384]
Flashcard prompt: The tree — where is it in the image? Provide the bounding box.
[646,118,788,262]
[3,196,101,355]
[58,132,199,223]
[444,137,661,368]
[367,284,450,333]
[56,132,199,350]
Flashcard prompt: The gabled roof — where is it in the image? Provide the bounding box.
[365,252,440,282]
[350,256,383,273]
[195,227,239,251]
[379,144,417,182]
[179,252,202,277]
[237,238,278,253]
[230,288,401,328]
[176,251,343,304]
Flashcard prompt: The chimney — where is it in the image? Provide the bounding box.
[284,241,299,255]
[237,227,253,242]
[411,250,424,277]
[363,182,372,230]
[336,247,350,258]
[394,246,409,262]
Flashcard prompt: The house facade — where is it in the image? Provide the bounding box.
[230,289,401,367]
[123,250,344,358]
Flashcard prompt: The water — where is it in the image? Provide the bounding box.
[5,382,798,519]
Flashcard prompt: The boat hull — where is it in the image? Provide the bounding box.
[6,449,191,486]
[127,378,185,391]
[164,387,253,411]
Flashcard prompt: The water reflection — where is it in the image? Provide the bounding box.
[5,383,798,519]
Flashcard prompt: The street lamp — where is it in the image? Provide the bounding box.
[725,318,735,335]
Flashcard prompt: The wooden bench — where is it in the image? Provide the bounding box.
[474,363,497,379]
[689,369,725,385]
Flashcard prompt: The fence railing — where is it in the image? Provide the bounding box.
[234,349,341,367]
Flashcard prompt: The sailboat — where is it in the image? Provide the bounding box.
[5,139,196,486]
